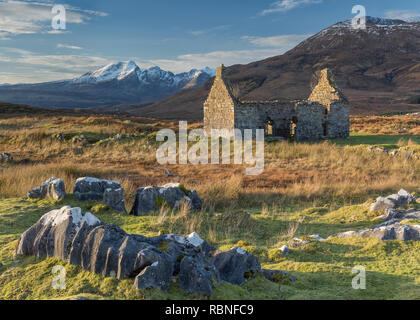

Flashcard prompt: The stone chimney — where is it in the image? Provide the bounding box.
[308,68,348,108]
[216,64,225,79]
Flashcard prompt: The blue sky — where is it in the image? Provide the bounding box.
[1,0,420,83]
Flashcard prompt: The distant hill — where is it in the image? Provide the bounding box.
[128,16,420,121]
[0,62,215,110]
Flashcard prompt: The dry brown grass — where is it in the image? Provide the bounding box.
[0,113,419,213]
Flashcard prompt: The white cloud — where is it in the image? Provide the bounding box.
[57,43,83,50]
[189,25,230,36]
[0,47,110,83]
[260,0,323,15]
[135,48,292,74]
[242,34,311,47]
[0,0,108,37]
[385,10,420,22]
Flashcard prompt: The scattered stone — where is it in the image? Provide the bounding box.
[330,207,420,241]
[329,223,420,241]
[309,234,325,241]
[16,207,291,295]
[130,183,202,216]
[0,153,13,163]
[262,269,296,283]
[74,177,126,213]
[379,208,420,221]
[370,189,416,211]
[27,177,66,200]
[367,147,419,160]
[279,245,289,255]
[290,237,310,247]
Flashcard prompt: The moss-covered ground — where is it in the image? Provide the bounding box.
[0,197,418,300]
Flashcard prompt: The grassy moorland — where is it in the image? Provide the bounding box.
[0,111,419,300]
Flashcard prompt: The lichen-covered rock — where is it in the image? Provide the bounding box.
[210,247,261,286]
[16,208,290,295]
[130,183,202,216]
[27,177,66,200]
[74,177,126,213]
[370,189,416,211]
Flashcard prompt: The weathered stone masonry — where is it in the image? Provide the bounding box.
[204,65,350,142]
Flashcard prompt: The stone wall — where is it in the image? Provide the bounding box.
[294,102,325,141]
[235,102,295,138]
[326,102,350,138]
[203,65,236,133]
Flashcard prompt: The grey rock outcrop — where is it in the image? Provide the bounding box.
[74,177,126,213]
[370,189,416,211]
[130,183,202,216]
[16,207,295,295]
[27,177,66,200]
[330,208,420,241]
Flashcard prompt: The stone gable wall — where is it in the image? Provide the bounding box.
[203,66,236,133]
[308,68,348,108]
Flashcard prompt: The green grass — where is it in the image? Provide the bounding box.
[0,196,419,300]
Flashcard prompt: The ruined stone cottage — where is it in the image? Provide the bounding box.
[204,65,350,141]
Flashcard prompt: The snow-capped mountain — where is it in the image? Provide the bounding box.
[0,61,215,109]
[72,60,214,89]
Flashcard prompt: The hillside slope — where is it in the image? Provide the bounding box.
[131,17,420,121]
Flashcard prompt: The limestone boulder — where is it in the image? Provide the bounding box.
[330,223,420,241]
[16,208,294,295]
[210,247,261,286]
[27,177,66,200]
[130,183,202,216]
[370,189,416,212]
[74,177,126,213]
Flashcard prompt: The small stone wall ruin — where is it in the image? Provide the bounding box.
[204,65,350,142]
